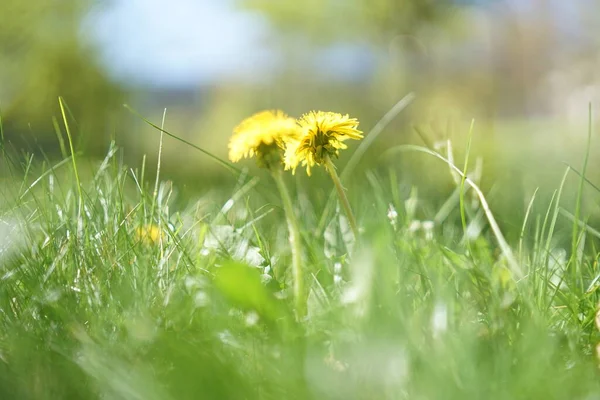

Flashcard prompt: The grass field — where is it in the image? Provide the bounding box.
[1,107,600,400]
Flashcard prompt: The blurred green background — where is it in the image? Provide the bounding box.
[2,0,600,222]
[3,2,600,398]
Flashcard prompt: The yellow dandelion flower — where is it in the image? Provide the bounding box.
[284,111,362,175]
[136,224,162,244]
[228,110,301,168]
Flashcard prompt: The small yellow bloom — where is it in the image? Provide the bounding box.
[284,111,362,175]
[136,224,162,244]
[228,110,301,168]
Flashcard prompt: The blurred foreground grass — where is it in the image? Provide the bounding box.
[1,111,600,399]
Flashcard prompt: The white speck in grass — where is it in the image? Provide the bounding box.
[387,204,398,220]
[333,262,343,284]
[333,262,342,274]
[245,311,259,326]
[408,220,421,234]
[194,291,209,308]
[422,220,435,241]
[387,203,398,229]
[422,220,434,230]
[432,302,448,337]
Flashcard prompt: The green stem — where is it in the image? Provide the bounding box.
[324,156,359,239]
[271,169,306,320]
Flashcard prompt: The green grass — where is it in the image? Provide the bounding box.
[1,115,600,399]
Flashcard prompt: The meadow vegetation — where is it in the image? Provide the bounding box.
[1,102,600,399]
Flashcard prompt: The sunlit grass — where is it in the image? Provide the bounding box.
[1,108,600,399]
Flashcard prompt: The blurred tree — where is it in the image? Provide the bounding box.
[0,0,124,156]
[239,0,454,44]
[238,0,459,135]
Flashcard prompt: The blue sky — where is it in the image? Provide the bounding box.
[90,0,275,88]
[90,0,377,88]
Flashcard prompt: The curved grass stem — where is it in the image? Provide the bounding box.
[324,155,359,239]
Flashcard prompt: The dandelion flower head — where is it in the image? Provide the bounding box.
[228,110,301,168]
[136,224,162,245]
[284,111,362,175]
